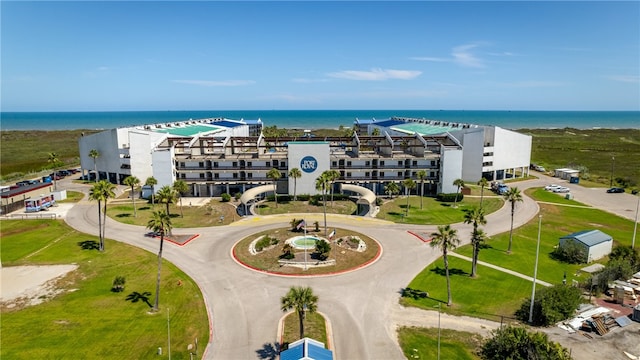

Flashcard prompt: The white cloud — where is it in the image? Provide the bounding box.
[326,68,421,81]
[409,56,448,62]
[605,75,639,83]
[452,44,484,68]
[291,78,330,83]
[172,80,255,87]
[498,81,565,88]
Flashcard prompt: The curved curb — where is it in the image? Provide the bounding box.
[230,233,384,278]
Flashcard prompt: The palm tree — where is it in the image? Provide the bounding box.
[146,210,173,312]
[315,172,331,236]
[123,175,140,217]
[464,207,487,277]
[145,177,158,207]
[89,182,105,251]
[288,168,302,201]
[478,177,489,209]
[280,286,318,339]
[89,180,116,252]
[47,152,61,190]
[430,224,460,306]
[372,127,381,136]
[326,169,341,207]
[266,168,281,208]
[156,185,177,217]
[504,187,523,254]
[384,182,400,199]
[172,180,189,218]
[89,149,100,182]
[417,170,427,209]
[452,178,465,208]
[402,178,416,217]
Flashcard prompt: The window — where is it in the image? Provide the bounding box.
[380,161,385,166]
[332,161,337,167]
[483,152,494,156]
[181,173,186,179]
[347,172,352,178]
[412,161,417,166]
[347,161,352,167]
[199,173,205,179]
[214,173,219,179]
[398,172,403,177]
[199,162,204,168]
[398,161,402,166]
[365,161,370,166]
[248,173,253,179]
[232,162,238,167]
[430,171,435,178]
[180,162,185,168]
[266,161,271,167]
[233,173,238,179]
[248,162,252,167]
[214,162,219,168]
[365,172,370,177]
[431,160,436,166]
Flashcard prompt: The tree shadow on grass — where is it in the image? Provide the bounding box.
[430,266,469,277]
[126,291,153,308]
[77,240,100,250]
[255,342,281,360]
[115,213,131,218]
[139,206,150,210]
[387,211,403,216]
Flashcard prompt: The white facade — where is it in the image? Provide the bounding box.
[287,142,330,195]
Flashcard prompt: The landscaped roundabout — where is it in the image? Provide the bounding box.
[232,222,381,276]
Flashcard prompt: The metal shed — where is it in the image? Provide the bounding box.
[559,230,613,263]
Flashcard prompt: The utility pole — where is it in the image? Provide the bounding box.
[529,215,542,324]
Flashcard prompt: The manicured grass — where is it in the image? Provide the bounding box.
[377,196,503,224]
[454,188,636,285]
[402,257,538,322]
[401,256,540,321]
[527,188,591,207]
[256,199,357,216]
[233,227,379,276]
[59,190,85,203]
[0,220,209,360]
[398,327,483,360]
[106,199,238,227]
[281,312,327,348]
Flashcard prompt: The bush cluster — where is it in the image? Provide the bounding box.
[255,235,279,252]
[436,193,464,202]
[515,284,583,326]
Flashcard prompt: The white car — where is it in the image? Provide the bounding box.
[553,186,571,193]
[545,184,561,191]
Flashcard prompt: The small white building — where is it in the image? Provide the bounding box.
[559,230,613,263]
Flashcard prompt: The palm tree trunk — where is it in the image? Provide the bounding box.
[479,186,485,209]
[420,181,424,209]
[323,191,327,236]
[273,182,278,208]
[471,242,478,277]
[405,189,410,217]
[294,180,297,201]
[507,205,515,254]
[180,197,184,218]
[298,310,305,339]
[154,234,165,311]
[94,162,98,183]
[97,200,104,251]
[131,185,137,217]
[102,202,108,251]
[444,251,452,306]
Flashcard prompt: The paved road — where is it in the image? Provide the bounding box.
[60,174,638,359]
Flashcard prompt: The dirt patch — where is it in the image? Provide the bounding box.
[0,265,78,311]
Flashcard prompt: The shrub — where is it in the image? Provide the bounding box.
[233,192,242,201]
[515,284,583,326]
[551,241,586,264]
[400,287,428,300]
[315,239,331,260]
[437,193,464,202]
[255,236,278,252]
[221,193,231,202]
[111,276,126,292]
[480,325,572,360]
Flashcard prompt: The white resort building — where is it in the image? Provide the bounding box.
[78,115,531,215]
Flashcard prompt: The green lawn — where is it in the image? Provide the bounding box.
[377,195,503,224]
[106,199,238,227]
[281,312,328,348]
[256,198,357,216]
[0,220,209,360]
[398,327,483,360]
[454,188,636,285]
[402,257,539,322]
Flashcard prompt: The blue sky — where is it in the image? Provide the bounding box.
[2,1,639,111]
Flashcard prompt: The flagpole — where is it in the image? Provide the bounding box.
[303,218,308,271]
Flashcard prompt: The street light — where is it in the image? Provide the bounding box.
[610,156,615,188]
[529,215,542,324]
[632,190,639,249]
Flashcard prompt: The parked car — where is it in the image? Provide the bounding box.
[545,184,561,191]
[497,184,510,195]
[553,186,571,193]
[607,187,625,193]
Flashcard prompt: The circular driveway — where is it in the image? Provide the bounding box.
[62,175,638,359]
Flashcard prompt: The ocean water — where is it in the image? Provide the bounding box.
[1,110,638,131]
